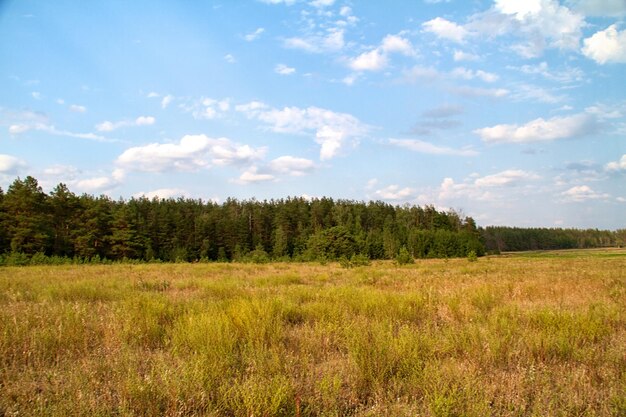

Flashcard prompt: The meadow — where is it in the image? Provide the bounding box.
[1,250,624,416]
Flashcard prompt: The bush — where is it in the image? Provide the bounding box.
[467,250,478,262]
[395,246,414,265]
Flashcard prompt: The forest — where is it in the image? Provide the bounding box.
[0,176,622,264]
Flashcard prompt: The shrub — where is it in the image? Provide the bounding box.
[395,246,414,265]
[467,250,478,262]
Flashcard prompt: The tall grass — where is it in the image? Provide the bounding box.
[0,251,624,416]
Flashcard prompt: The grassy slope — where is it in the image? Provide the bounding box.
[1,250,624,416]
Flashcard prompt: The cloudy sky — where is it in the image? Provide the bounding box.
[1,0,625,228]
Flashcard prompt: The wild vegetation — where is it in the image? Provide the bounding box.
[1,250,624,416]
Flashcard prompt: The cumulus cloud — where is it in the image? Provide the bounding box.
[348,34,415,72]
[75,176,120,193]
[388,139,477,156]
[237,102,369,160]
[224,54,236,64]
[561,185,610,201]
[605,154,626,172]
[235,166,275,184]
[374,184,416,201]
[464,0,584,58]
[269,156,316,176]
[161,95,174,109]
[422,17,469,43]
[439,169,541,202]
[275,64,296,75]
[474,113,597,143]
[0,154,27,174]
[116,135,266,172]
[582,25,626,64]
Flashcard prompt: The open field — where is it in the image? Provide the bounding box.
[1,250,625,416]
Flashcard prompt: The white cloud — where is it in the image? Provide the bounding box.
[422,17,469,43]
[75,176,120,193]
[135,116,155,126]
[116,135,265,172]
[224,54,236,64]
[453,50,479,61]
[388,139,478,156]
[474,113,597,143]
[258,0,296,5]
[147,92,159,98]
[310,0,335,7]
[381,34,415,56]
[161,95,174,109]
[31,92,42,100]
[0,154,27,174]
[181,97,230,120]
[275,64,296,75]
[374,184,416,200]
[438,169,541,202]
[244,27,265,41]
[95,116,156,132]
[495,0,584,52]
[474,169,540,187]
[348,34,415,72]
[451,86,509,98]
[582,25,626,64]
[134,188,189,200]
[269,156,315,176]
[237,103,369,160]
[349,49,388,71]
[284,28,345,53]
[235,167,275,184]
[606,154,626,172]
[69,104,86,113]
[561,185,610,201]
[450,67,499,82]
[9,124,31,134]
[465,0,584,58]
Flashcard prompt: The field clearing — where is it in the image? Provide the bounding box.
[1,251,625,416]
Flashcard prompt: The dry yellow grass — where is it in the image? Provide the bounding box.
[1,250,624,416]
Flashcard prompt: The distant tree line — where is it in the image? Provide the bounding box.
[481,226,625,253]
[0,176,484,264]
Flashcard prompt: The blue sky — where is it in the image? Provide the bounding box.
[1,0,625,229]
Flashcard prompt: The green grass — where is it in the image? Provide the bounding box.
[1,250,625,416]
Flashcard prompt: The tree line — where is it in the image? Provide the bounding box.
[480,226,625,253]
[0,176,485,264]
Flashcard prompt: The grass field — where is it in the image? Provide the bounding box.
[1,250,625,416]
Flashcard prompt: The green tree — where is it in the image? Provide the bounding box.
[4,176,52,254]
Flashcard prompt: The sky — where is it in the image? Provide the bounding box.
[0,0,625,229]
